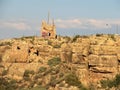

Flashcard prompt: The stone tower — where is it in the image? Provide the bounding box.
[41,13,56,39]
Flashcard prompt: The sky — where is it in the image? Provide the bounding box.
[0,0,120,39]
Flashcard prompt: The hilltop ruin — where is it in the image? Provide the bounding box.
[41,13,56,39]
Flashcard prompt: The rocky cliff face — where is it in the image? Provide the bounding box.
[0,34,120,90]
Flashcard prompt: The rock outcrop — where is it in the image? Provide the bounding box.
[0,34,120,89]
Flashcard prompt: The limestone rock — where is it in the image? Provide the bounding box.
[72,43,90,56]
[88,55,100,65]
[88,55,118,67]
[90,45,117,55]
[100,55,118,67]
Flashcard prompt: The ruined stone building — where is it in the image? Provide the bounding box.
[41,14,56,39]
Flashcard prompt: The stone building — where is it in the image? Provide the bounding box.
[41,14,56,39]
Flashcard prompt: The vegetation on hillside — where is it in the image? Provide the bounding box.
[100,74,120,89]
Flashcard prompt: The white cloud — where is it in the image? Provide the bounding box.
[55,19,82,29]
[0,19,120,31]
[55,18,120,29]
[0,21,31,30]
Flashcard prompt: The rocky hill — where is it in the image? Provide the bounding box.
[0,34,120,90]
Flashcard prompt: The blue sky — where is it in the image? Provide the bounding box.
[0,0,120,39]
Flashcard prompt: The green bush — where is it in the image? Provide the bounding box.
[72,35,80,42]
[100,79,108,88]
[107,34,116,41]
[0,78,17,90]
[113,74,120,87]
[65,73,81,88]
[38,67,47,73]
[6,79,17,90]
[24,70,34,76]
[96,34,103,37]
[100,74,120,88]
[100,79,114,88]
[0,42,12,46]
[0,85,5,90]
[2,70,8,76]
[23,77,31,81]
[47,57,61,67]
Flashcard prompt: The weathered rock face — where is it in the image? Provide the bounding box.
[2,41,29,63]
[90,45,117,55]
[1,34,120,89]
[88,55,118,67]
